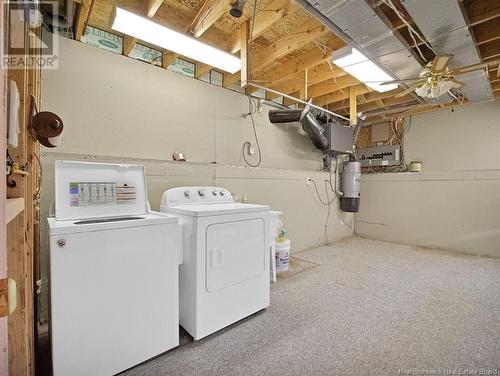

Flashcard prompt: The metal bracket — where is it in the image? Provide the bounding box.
[0,278,17,317]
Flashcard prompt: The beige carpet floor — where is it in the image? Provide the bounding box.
[121,237,500,376]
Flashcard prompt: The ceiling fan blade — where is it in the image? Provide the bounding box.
[450,79,464,89]
[381,77,423,85]
[394,82,424,98]
[448,58,500,75]
[430,54,453,74]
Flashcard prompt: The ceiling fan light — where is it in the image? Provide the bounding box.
[332,46,398,92]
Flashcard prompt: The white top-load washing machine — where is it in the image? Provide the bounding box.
[161,187,270,340]
[48,161,180,376]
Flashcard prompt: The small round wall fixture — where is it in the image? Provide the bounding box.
[172,151,186,161]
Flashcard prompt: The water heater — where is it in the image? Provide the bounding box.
[340,160,361,213]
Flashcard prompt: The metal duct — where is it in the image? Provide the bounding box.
[402,0,493,104]
[298,0,425,98]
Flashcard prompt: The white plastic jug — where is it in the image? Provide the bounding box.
[275,238,290,272]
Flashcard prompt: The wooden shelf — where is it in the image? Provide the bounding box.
[6,198,25,224]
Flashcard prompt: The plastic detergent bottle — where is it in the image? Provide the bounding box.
[275,229,290,272]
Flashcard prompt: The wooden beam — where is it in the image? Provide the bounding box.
[308,76,360,99]
[315,85,371,106]
[226,37,344,89]
[195,63,212,78]
[479,38,500,59]
[146,0,165,17]
[329,89,403,111]
[349,86,357,125]
[473,17,500,45]
[464,0,500,25]
[266,63,347,100]
[240,21,249,88]
[492,81,500,91]
[358,96,420,116]
[188,0,230,38]
[75,0,95,40]
[250,20,328,73]
[221,0,292,54]
[162,53,177,68]
[122,1,166,58]
[123,37,136,56]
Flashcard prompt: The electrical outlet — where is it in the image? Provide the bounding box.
[306,177,313,185]
[248,142,255,155]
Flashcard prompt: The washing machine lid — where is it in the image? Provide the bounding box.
[47,211,177,236]
[164,203,270,217]
[54,160,149,221]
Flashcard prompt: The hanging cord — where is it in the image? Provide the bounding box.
[310,160,339,244]
[242,96,262,167]
[383,0,432,62]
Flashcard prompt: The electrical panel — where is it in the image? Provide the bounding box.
[358,145,401,167]
[326,124,355,155]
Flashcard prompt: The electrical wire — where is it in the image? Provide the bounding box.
[242,96,262,167]
[310,160,339,244]
[382,0,433,62]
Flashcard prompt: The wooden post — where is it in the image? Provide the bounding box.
[349,86,357,125]
[0,1,8,373]
[240,21,249,88]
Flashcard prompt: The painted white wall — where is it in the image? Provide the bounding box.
[355,102,500,258]
[404,102,500,171]
[39,37,353,318]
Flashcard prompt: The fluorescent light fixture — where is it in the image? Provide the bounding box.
[332,46,398,92]
[112,7,241,73]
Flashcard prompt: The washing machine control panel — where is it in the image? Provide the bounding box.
[162,187,234,206]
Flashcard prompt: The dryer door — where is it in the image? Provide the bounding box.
[205,218,265,292]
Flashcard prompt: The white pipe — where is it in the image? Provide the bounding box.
[335,155,344,197]
[248,82,351,122]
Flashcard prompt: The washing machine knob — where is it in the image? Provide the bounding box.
[184,190,191,198]
[198,189,205,197]
[212,190,218,196]
[219,191,225,196]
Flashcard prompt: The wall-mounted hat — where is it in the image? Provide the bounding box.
[30,111,64,147]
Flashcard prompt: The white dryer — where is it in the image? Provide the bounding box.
[161,187,270,340]
[48,161,180,376]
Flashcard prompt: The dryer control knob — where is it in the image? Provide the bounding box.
[220,191,225,196]
[184,190,191,198]
[198,189,205,197]
[212,190,218,196]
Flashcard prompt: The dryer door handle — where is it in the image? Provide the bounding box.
[210,249,222,268]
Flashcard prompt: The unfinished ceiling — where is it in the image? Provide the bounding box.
[69,0,500,119]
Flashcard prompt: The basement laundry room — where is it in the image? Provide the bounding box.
[1,0,499,375]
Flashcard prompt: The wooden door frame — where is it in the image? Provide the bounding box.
[1,0,9,374]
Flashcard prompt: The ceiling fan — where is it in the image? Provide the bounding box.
[381,54,500,99]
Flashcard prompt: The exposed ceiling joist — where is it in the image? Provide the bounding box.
[314,85,371,107]
[188,0,231,38]
[146,0,165,17]
[236,37,344,92]
[75,0,95,40]
[329,88,402,111]
[250,19,328,73]
[307,75,360,99]
[464,0,500,26]
[479,38,500,59]
[266,63,347,100]
[220,0,292,54]
[473,17,500,45]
